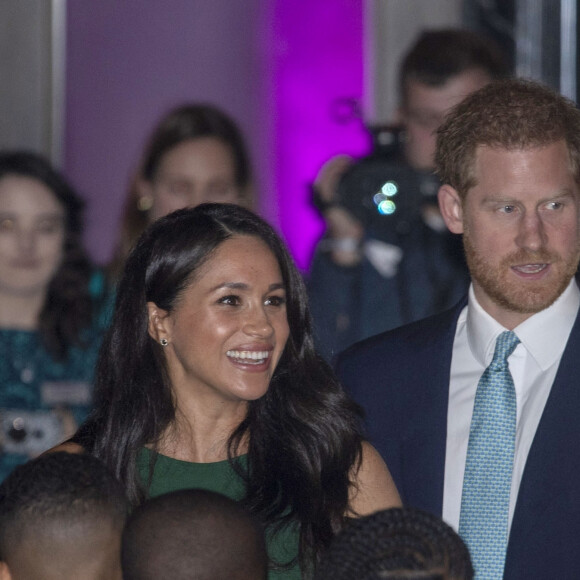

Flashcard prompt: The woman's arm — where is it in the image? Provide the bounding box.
[348,441,402,516]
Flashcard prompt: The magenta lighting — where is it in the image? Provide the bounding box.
[270,0,370,271]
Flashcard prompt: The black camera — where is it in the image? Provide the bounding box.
[315,125,441,244]
[336,156,440,242]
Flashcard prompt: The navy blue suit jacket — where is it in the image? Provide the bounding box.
[336,298,580,579]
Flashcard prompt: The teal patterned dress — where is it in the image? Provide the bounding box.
[0,270,114,481]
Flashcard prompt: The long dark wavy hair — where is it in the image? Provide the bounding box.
[74,203,364,572]
[0,151,94,360]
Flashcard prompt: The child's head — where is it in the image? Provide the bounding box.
[0,452,129,580]
[122,488,267,580]
[315,507,473,580]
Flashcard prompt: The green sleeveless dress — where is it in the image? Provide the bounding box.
[137,449,302,579]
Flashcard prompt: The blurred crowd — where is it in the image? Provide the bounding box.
[2,22,577,580]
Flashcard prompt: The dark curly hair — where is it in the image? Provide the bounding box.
[75,203,364,573]
[0,151,95,360]
[315,508,473,580]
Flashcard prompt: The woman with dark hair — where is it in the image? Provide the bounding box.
[109,103,253,278]
[0,151,113,481]
[66,203,400,578]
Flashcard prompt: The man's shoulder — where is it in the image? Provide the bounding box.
[337,300,464,369]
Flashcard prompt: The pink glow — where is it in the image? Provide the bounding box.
[65,1,369,272]
[271,0,370,271]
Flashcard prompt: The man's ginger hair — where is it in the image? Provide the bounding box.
[435,78,580,199]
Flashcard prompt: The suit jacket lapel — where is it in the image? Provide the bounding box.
[505,305,580,574]
[401,301,465,515]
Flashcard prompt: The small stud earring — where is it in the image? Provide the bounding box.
[137,194,154,212]
[160,338,168,347]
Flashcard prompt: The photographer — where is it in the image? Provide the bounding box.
[308,29,508,360]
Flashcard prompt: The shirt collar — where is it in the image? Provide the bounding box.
[466,278,580,370]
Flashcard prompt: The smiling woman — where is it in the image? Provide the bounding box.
[147,235,290,408]
[66,203,401,579]
[0,152,113,481]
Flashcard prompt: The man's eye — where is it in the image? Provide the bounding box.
[407,110,443,131]
[501,205,515,214]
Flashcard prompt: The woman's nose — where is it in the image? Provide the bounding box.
[242,307,274,337]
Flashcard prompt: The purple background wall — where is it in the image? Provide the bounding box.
[65,0,369,271]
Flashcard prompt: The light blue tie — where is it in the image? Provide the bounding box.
[458,330,520,579]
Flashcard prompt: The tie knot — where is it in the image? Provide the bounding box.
[490,330,520,369]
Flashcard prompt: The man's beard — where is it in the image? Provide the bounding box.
[463,230,580,315]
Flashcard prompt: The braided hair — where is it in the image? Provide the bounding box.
[315,507,473,580]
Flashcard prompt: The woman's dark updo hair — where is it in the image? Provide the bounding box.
[76,203,364,573]
[110,104,253,278]
[0,151,93,359]
[140,103,250,188]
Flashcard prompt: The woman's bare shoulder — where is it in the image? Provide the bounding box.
[43,441,86,455]
[348,441,402,517]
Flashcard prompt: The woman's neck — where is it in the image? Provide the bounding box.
[0,290,44,329]
[156,398,249,463]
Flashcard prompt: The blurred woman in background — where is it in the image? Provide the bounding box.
[109,103,253,278]
[0,151,113,480]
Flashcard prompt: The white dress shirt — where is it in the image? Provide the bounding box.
[442,279,580,532]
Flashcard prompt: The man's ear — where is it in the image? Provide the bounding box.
[147,302,170,345]
[437,184,464,234]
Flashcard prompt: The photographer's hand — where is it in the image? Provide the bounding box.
[314,154,354,205]
[313,155,364,266]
